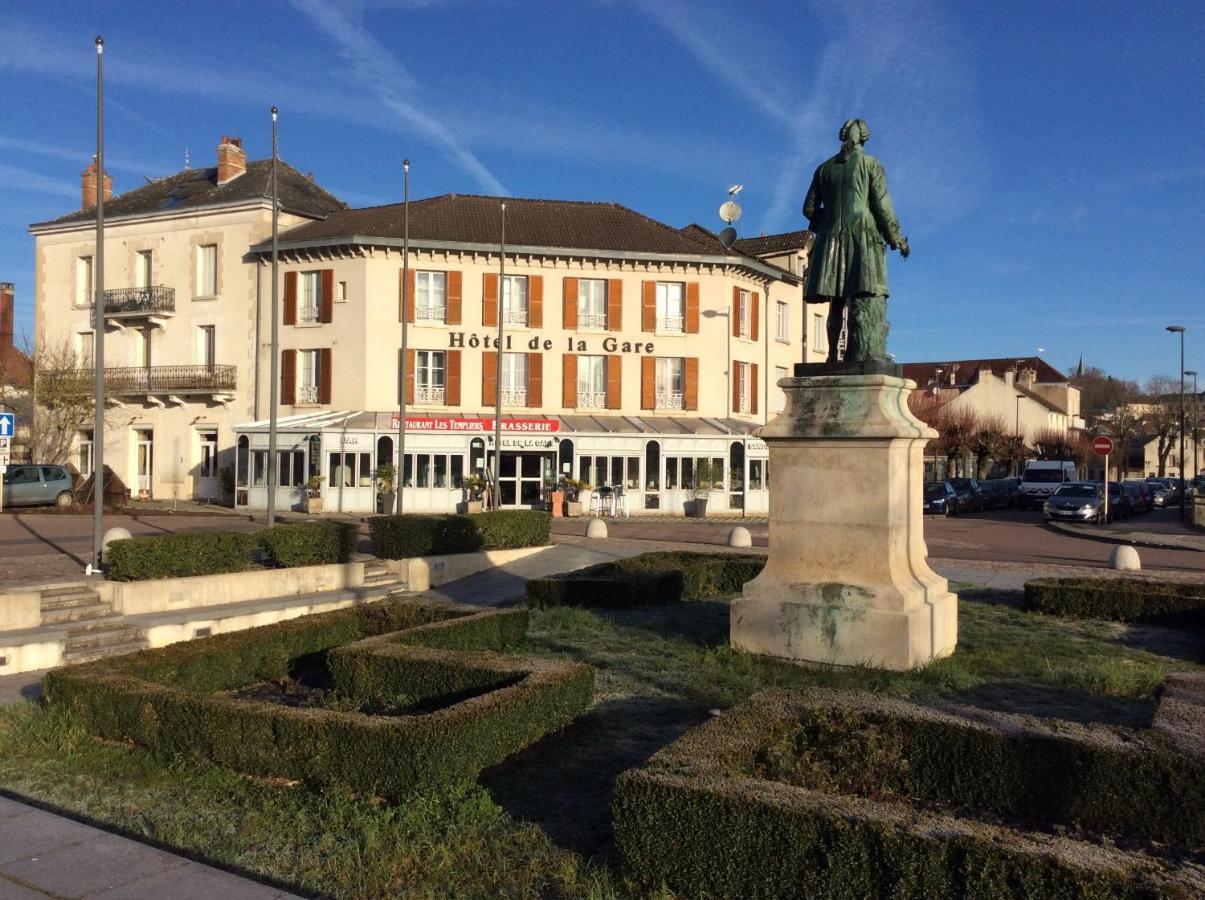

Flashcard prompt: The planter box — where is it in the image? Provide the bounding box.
[686,498,709,517]
[565,501,583,517]
[304,496,324,514]
[549,491,565,518]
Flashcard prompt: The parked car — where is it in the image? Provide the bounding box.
[1106,481,1132,519]
[946,478,986,513]
[1145,477,1174,508]
[923,481,958,516]
[1019,460,1078,508]
[978,479,1015,510]
[1,464,75,508]
[1043,481,1108,524]
[1121,480,1151,515]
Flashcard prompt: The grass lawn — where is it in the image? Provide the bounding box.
[0,586,1200,898]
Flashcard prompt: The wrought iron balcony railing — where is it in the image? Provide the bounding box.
[577,390,607,409]
[500,388,528,406]
[98,285,176,316]
[102,364,236,395]
[416,305,446,322]
[415,385,446,404]
[655,391,684,410]
[578,312,607,329]
[657,315,684,333]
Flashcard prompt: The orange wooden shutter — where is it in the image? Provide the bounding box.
[482,350,498,406]
[283,272,297,325]
[685,282,700,333]
[684,357,699,410]
[607,279,623,331]
[527,352,542,407]
[732,287,742,338]
[483,273,498,326]
[562,277,578,330]
[641,280,656,332]
[732,362,742,413]
[751,291,760,341]
[446,271,462,324]
[562,354,577,408]
[445,349,461,406]
[641,356,655,409]
[319,348,332,404]
[401,348,415,405]
[606,355,621,409]
[399,268,415,323]
[751,362,759,415]
[320,269,334,323]
[280,349,296,405]
[529,275,543,328]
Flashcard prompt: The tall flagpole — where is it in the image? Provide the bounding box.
[492,202,505,508]
[266,106,280,524]
[92,35,106,571]
[395,159,410,514]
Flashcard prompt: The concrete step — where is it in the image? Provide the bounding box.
[62,637,148,665]
[65,618,129,639]
[363,573,401,586]
[41,600,111,625]
[66,623,143,652]
[40,589,103,610]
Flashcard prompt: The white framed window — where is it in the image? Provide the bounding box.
[577,279,607,329]
[655,357,684,409]
[577,355,607,408]
[776,301,789,342]
[737,289,751,338]
[299,349,321,403]
[196,244,217,297]
[501,352,528,405]
[299,271,320,323]
[656,282,684,332]
[416,350,446,404]
[77,431,94,478]
[135,250,153,289]
[76,256,93,305]
[813,313,826,352]
[336,280,347,302]
[196,325,216,367]
[416,271,447,321]
[501,275,528,325]
[774,366,789,413]
[133,329,151,368]
[77,332,94,366]
[199,431,218,478]
[736,362,751,414]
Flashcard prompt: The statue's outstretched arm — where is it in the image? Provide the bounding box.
[868,159,905,250]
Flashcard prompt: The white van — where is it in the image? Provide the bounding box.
[1019,460,1079,508]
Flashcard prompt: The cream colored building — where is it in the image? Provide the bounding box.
[234,197,811,514]
[28,138,344,501]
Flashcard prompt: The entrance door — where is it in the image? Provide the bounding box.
[196,431,218,500]
[135,429,154,498]
[495,451,553,507]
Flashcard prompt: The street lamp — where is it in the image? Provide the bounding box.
[91,35,106,573]
[1166,325,1186,521]
[395,159,410,514]
[1186,369,1199,481]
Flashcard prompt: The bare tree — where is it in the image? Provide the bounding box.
[971,415,1009,479]
[938,409,979,478]
[1143,376,1180,477]
[1097,390,1143,479]
[27,338,96,466]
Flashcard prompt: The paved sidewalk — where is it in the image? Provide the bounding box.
[1049,519,1205,553]
[0,795,299,899]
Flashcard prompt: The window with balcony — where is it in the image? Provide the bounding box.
[299,349,321,404]
[299,271,321,323]
[416,350,446,404]
[501,275,528,326]
[813,313,826,352]
[76,256,93,306]
[737,289,752,338]
[736,362,752,414]
[500,353,528,406]
[776,301,789,342]
[135,250,154,290]
[77,332,94,366]
[577,354,607,408]
[196,244,217,298]
[577,279,607,329]
[416,271,446,321]
[656,282,685,332]
[197,325,216,368]
[655,357,684,410]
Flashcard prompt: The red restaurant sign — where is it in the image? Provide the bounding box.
[389,416,559,434]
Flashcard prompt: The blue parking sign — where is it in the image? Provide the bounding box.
[0,413,14,438]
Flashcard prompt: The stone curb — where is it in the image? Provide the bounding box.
[1046,520,1205,554]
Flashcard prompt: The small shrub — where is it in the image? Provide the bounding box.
[1025,577,1205,625]
[106,532,256,581]
[256,522,358,568]
[370,511,549,559]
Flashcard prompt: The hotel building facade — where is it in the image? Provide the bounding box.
[31,142,821,515]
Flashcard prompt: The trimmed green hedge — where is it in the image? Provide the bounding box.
[527,551,764,609]
[370,511,550,559]
[106,531,257,581]
[43,596,592,799]
[614,689,1205,899]
[256,521,358,568]
[1025,576,1205,625]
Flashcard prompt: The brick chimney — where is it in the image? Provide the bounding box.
[216,135,246,185]
[80,160,113,209]
[0,283,13,352]
[1018,367,1037,387]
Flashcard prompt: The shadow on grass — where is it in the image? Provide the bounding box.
[949,680,1157,729]
[481,694,707,866]
[606,599,731,646]
[1109,621,1204,664]
[955,586,1026,608]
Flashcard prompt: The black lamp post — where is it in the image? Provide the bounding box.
[1186,369,1199,483]
[91,35,106,572]
[1166,325,1186,521]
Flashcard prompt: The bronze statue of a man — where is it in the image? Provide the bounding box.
[803,118,909,366]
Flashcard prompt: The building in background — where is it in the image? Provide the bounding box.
[0,282,34,463]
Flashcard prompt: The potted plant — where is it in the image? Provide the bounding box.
[376,463,396,514]
[304,475,324,514]
[548,476,566,518]
[563,478,588,517]
[463,473,486,514]
[687,460,714,517]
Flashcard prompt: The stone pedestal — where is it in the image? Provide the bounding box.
[731,374,957,671]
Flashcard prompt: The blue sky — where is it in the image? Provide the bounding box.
[2,0,1202,383]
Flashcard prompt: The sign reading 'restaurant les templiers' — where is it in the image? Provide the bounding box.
[446,332,656,355]
[390,416,560,433]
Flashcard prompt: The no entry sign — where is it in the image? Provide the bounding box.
[1091,435,1114,457]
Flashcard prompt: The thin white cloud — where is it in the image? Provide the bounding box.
[289,0,507,195]
[0,162,78,199]
[0,135,171,178]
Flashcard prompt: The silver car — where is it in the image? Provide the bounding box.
[1043,481,1108,524]
[2,464,75,508]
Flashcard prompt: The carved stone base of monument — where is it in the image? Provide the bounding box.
[731,374,957,671]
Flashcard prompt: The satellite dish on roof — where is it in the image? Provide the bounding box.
[719,200,742,224]
[719,226,737,248]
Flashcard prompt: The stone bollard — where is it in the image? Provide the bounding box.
[101,526,132,557]
[586,517,608,539]
[1109,545,1141,571]
[727,526,752,548]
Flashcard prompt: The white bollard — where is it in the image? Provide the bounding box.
[585,517,608,539]
[101,526,133,557]
[1109,545,1141,571]
[727,526,752,548]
